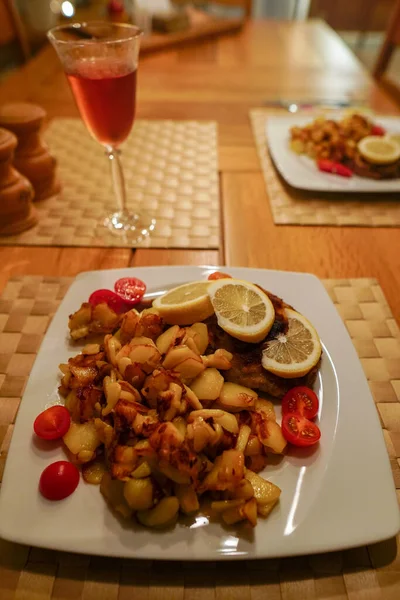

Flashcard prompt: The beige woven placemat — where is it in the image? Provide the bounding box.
[251,109,400,226]
[0,275,399,596]
[0,119,220,248]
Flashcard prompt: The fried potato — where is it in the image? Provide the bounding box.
[100,472,132,519]
[174,483,200,515]
[221,498,258,527]
[236,424,251,453]
[124,477,154,511]
[82,459,106,485]
[218,382,257,412]
[257,500,279,518]
[156,325,180,355]
[244,470,281,506]
[189,368,224,401]
[63,422,101,463]
[132,461,152,479]
[137,497,180,528]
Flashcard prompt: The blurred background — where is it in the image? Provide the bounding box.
[1,0,400,87]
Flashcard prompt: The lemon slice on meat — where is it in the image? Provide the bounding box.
[358,136,400,165]
[208,279,275,343]
[152,281,214,325]
[261,309,322,378]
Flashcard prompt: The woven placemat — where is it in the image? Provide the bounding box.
[250,109,400,226]
[0,119,220,249]
[0,275,400,597]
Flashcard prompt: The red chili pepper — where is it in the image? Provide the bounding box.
[371,125,386,136]
[317,159,353,178]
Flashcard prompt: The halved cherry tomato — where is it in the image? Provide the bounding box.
[207,271,232,280]
[39,461,80,500]
[88,289,128,314]
[34,406,71,441]
[114,277,146,306]
[317,159,353,178]
[371,124,386,136]
[281,413,321,447]
[281,386,319,420]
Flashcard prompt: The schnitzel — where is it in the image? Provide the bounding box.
[206,288,320,399]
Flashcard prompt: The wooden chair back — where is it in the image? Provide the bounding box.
[211,0,252,18]
[172,1,253,19]
[373,0,400,79]
[0,0,30,62]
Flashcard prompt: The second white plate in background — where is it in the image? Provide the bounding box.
[266,115,400,192]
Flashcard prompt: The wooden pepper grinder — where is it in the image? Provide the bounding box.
[0,128,38,235]
[0,103,61,202]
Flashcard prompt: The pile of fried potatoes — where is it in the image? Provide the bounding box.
[60,304,286,529]
[289,113,374,163]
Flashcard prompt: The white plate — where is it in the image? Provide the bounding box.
[0,266,398,560]
[266,115,400,192]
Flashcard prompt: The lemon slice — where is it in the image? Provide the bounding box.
[261,309,321,378]
[358,136,400,165]
[208,279,275,343]
[152,281,214,325]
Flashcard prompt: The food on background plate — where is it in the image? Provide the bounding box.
[317,160,352,178]
[34,272,322,530]
[290,113,400,179]
[357,136,400,166]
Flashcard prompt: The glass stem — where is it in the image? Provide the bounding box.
[106,146,127,215]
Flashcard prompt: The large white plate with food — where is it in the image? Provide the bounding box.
[266,115,400,192]
[0,266,398,560]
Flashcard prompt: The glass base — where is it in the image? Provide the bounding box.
[104,211,156,243]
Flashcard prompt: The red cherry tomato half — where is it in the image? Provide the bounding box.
[34,406,71,441]
[88,289,128,314]
[281,386,319,420]
[39,461,80,501]
[114,277,146,306]
[317,159,352,178]
[207,271,232,280]
[371,124,386,136]
[282,413,321,447]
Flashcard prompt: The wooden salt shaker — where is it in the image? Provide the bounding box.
[0,128,37,235]
[0,103,61,202]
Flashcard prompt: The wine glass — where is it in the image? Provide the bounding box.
[48,21,156,242]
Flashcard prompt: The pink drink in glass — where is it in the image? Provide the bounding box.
[67,60,137,147]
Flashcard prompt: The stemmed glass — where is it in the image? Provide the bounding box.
[48,22,155,242]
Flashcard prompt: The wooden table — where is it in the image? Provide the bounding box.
[0,19,399,316]
[0,18,400,598]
